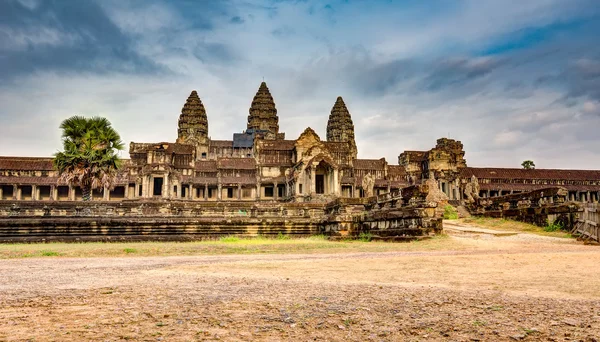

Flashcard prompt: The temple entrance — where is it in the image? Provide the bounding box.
[153,177,163,196]
[315,175,325,194]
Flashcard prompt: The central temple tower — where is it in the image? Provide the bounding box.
[247,82,280,138]
[326,96,357,159]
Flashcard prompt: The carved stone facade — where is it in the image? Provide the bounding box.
[1,82,599,205]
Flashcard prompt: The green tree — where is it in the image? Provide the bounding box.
[53,116,124,201]
[521,160,535,169]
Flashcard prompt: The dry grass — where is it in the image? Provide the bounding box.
[0,234,459,259]
[460,217,573,238]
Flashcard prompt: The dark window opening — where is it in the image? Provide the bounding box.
[227,188,234,198]
[264,186,274,197]
[1,185,14,200]
[21,185,32,199]
[201,152,207,159]
[278,185,285,198]
[153,177,163,196]
[208,188,214,198]
[316,175,325,194]
[57,186,69,200]
[299,184,303,194]
[138,185,143,197]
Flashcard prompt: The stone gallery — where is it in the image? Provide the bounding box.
[1,81,599,204]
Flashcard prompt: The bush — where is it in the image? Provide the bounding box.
[544,220,564,232]
[443,205,458,220]
[358,232,373,242]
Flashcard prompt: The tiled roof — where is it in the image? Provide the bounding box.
[182,176,218,184]
[353,158,386,170]
[341,176,355,184]
[0,157,54,171]
[221,176,257,185]
[217,158,256,170]
[195,160,217,172]
[210,140,234,148]
[0,176,61,185]
[479,183,600,192]
[461,167,600,181]
[259,140,296,151]
[306,154,338,169]
[387,165,407,179]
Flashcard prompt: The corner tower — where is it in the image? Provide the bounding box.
[176,90,209,158]
[247,82,279,137]
[326,96,357,158]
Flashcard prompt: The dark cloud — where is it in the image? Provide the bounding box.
[0,0,165,82]
[419,57,505,92]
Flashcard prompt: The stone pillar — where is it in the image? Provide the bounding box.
[587,191,591,203]
[68,185,74,201]
[217,184,222,201]
[333,169,339,195]
[13,185,18,200]
[274,182,278,200]
[256,182,261,200]
[0,186,3,200]
[31,185,37,200]
[237,184,242,200]
[103,186,110,201]
[311,167,316,194]
[204,184,208,200]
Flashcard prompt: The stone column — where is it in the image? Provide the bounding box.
[68,185,74,201]
[333,169,339,195]
[50,185,56,201]
[13,185,18,200]
[30,185,37,200]
[256,182,261,200]
[587,191,591,203]
[103,186,110,201]
[217,184,222,201]
[237,184,242,200]
[0,186,3,200]
[204,184,208,200]
[311,167,316,194]
[274,182,278,200]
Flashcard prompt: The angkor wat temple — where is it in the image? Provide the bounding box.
[1,82,600,204]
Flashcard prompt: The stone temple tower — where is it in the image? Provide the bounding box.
[327,96,357,159]
[176,90,209,158]
[247,82,279,137]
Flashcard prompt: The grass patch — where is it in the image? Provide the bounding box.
[460,217,572,238]
[276,232,290,240]
[443,205,458,220]
[543,220,564,232]
[358,232,373,242]
[0,233,461,259]
[219,235,240,243]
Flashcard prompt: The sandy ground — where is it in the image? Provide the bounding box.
[1,232,599,341]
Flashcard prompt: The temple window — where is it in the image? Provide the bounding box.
[265,186,274,197]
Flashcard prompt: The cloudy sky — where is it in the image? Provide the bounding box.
[1,0,600,169]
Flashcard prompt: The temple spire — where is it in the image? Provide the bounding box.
[177,90,209,147]
[326,96,357,157]
[247,81,279,136]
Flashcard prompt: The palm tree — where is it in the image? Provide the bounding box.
[521,160,535,170]
[53,116,124,201]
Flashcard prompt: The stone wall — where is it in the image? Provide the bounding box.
[468,187,581,229]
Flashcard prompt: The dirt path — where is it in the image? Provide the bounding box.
[1,233,599,341]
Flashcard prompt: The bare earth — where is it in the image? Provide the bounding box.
[1,232,599,341]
